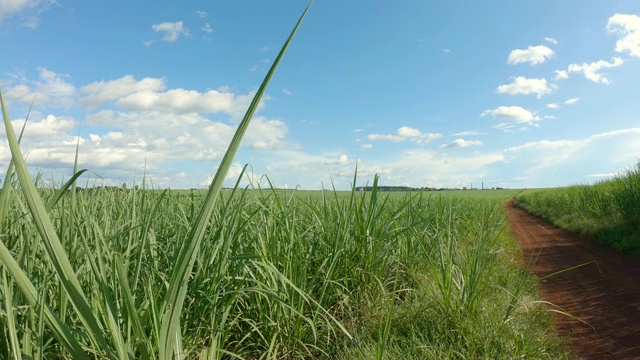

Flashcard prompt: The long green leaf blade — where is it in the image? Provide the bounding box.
[158,3,312,359]
[0,88,114,357]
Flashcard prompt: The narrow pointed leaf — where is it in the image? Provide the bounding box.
[158,3,312,358]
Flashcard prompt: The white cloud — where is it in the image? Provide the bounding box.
[491,123,516,133]
[496,76,553,98]
[451,130,487,136]
[201,23,213,34]
[38,67,75,99]
[115,87,256,118]
[81,75,166,107]
[481,106,540,124]
[151,21,189,42]
[563,57,624,84]
[504,128,640,174]
[0,68,300,189]
[3,83,43,104]
[196,10,208,18]
[4,68,75,107]
[361,144,373,149]
[324,154,350,165]
[0,0,54,26]
[259,147,505,190]
[607,14,640,57]
[588,173,615,178]
[507,45,554,65]
[248,118,287,151]
[547,103,560,109]
[367,126,442,144]
[554,70,569,80]
[565,97,580,105]
[282,88,292,96]
[440,139,483,149]
[1,114,76,137]
[544,37,558,45]
[350,151,504,189]
[442,48,451,54]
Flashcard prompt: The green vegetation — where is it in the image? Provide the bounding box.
[0,178,568,358]
[516,163,640,253]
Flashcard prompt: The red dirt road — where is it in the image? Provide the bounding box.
[505,201,640,360]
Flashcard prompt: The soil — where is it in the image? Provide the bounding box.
[505,200,640,360]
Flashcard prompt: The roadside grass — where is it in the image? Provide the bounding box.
[515,163,640,253]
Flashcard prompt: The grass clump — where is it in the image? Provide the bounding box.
[515,162,640,253]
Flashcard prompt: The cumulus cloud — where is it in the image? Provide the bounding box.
[496,76,553,98]
[4,68,76,107]
[547,103,560,109]
[544,37,558,45]
[248,118,287,150]
[367,126,442,144]
[507,45,554,65]
[151,21,189,42]
[0,115,76,137]
[115,87,256,118]
[0,69,299,188]
[440,139,483,149]
[557,57,624,84]
[607,14,640,57]
[81,75,166,107]
[481,106,540,124]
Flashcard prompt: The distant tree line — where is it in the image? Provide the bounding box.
[355,186,507,192]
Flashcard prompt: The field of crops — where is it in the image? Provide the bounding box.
[0,177,573,359]
[516,163,640,253]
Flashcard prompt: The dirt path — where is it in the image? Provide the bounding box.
[505,200,640,360]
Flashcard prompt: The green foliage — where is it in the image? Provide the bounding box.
[516,163,640,253]
[0,181,568,359]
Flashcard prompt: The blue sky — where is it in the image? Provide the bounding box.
[1,1,640,190]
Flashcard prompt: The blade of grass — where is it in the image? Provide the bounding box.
[540,260,602,280]
[0,95,32,233]
[158,3,312,359]
[2,270,22,360]
[0,88,113,356]
[45,169,88,211]
[114,253,154,360]
[0,241,88,358]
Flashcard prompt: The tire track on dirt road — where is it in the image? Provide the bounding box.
[505,200,640,359]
